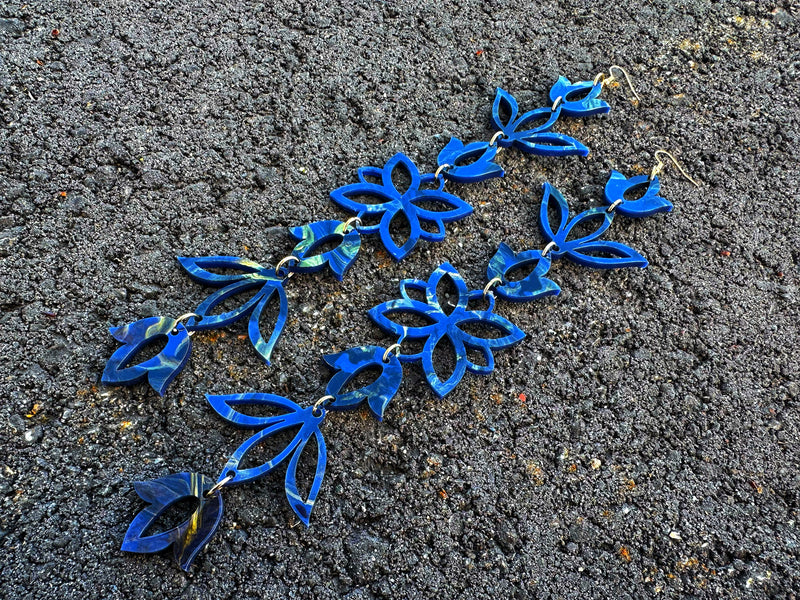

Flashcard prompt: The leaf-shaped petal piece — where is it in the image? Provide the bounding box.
[177,256,271,286]
[284,428,326,526]
[565,240,649,269]
[189,278,269,330]
[436,137,505,183]
[289,220,361,281]
[491,88,520,135]
[370,263,526,397]
[539,182,571,244]
[248,283,288,365]
[487,243,561,303]
[604,170,673,217]
[324,345,404,420]
[514,132,589,157]
[102,316,192,396]
[121,472,223,572]
[549,76,610,117]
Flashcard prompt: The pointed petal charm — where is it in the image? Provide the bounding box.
[206,393,328,524]
[121,472,223,571]
[538,182,648,269]
[102,316,192,396]
[604,170,673,217]
[324,345,404,421]
[436,138,505,183]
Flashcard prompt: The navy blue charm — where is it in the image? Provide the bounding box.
[491,88,589,157]
[549,76,610,117]
[206,393,326,526]
[178,256,287,364]
[487,243,561,303]
[289,220,361,281]
[121,472,223,571]
[329,153,473,260]
[539,183,648,269]
[102,316,192,396]
[436,137,504,183]
[369,263,525,398]
[324,345,403,421]
[604,170,673,217]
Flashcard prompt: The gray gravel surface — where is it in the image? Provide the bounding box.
[1,1,799,598]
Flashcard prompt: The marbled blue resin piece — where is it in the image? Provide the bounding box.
[604,170,673,217]
[102,316,192,396]
[121,472,223,572]
[330,153,473,260]
[324,345,403,421]
[539,183,648,269]
[206,393,326,526]
[178,256,288,365]
[491,88,589,157]
[288,220,361,281]
[487,243,561,303]
[548,76,611,117]
[436,137,504,183]
[369,263,525,398]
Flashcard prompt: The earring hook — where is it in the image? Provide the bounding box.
[649,149,700,187]
[594,65,641,105]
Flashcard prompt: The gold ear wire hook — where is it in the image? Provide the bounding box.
[649,149,700,187]
[594,65,641,105]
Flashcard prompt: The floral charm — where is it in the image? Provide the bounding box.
[491,88,589,157]
[288,219,361,281]
[436,137,505,183]
[121,472,224,571]
[102,316,193,396]
[369,263,526,398]
[604,171,673,217]
[487,243,561,303]
[324,345,404,421]
[548,76,611,117]
[330,153,473,260]
[539,183,648,269]
[206,393,327,526]
[178,256,288,364]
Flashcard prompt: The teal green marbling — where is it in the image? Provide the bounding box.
[102,316,192,396]
[288,220,361,281]
[178,256,288,365]
[539,183,649,269]
[487,243,561,303]
[324,345,403,421]
[121,472,223,572]
[206,393,327,526]
[369,263,525,398]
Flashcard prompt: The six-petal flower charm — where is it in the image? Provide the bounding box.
[330,153,473,260]
[369,263,526,398]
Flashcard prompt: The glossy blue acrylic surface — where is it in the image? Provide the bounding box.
[330,153,473,260]
[491,88,589,157]
[436,137,504,183]
[102,316,192,396]
[324,345,403,421]
[539,183,648,269]
[206,393,326,526]
[178,256,288,364]
[369,263,525,398]
[604,171,673,217]
[548,76,611,117]
[288,220,361,281]
[487,243,561,302]
[121,472,223,571]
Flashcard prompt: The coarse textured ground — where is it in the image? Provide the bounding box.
[1,1,799,598]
